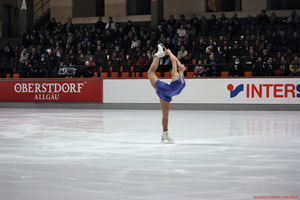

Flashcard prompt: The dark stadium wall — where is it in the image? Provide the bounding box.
[0,0,298,38]
[0,0,297,38]
[69,0,296,25]
[73,0,97,17]
[0,0,20,37]
[50,0,73,24]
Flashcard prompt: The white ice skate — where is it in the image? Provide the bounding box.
[161,131,174,144]
[159,43,167,51]
[154,44,166,58]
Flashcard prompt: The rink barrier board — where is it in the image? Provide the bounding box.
[103,78,300,105]
[0,78,300,110]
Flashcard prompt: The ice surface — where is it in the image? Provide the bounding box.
[0,109,299,200]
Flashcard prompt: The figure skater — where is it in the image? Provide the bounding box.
[147,44,186,143]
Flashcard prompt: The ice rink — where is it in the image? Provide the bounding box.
[0,108,299,200]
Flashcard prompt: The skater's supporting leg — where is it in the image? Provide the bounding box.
[160,98,170,132]
[160,98,174,143]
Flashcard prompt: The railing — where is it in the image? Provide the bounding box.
[0,63,297,78]
[34,0,50,22]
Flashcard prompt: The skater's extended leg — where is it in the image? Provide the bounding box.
[147,56,160,90]
[148,44,166,90]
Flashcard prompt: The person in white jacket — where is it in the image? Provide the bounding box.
[176,25,186,38]
[287,10,299,24]
[19,48,30,65]
[177,45,189,62]
[105,17,115,30]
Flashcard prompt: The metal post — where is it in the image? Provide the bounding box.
[151,0,164,31]
[27,0,34,32]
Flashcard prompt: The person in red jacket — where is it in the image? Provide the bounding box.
[137,52,150,65]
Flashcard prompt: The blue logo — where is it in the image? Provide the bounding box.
[297,84,300,98]
[227,84,244,98]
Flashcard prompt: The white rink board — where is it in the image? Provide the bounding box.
[103,78,300,104]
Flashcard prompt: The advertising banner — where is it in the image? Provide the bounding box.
[223,78,300,104]
[0,79,103,102]
[103,78,300,104]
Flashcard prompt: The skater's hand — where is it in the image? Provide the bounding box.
[165,49,171,55]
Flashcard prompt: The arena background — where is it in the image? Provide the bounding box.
[0,0,299,37]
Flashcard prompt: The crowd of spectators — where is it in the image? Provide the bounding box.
[1,9,300,78]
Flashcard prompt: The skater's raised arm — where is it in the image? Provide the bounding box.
[167,50,178,74]
[165,49,182,66]
[165,49,175,59]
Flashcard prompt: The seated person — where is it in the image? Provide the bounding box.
[67,53,77,66]
[57,61,68,78]
[204,54,220,77]
[159,55,171,65]
[194,60,204,77]
[230,57,244,77]
[177,25,186,38]
[289,55,300,76]
[259,39,272,53]
[66,63,77,78]
[287,10,299,24]
[177,45,189,63]
[245,49,258,71]
[265,57,274,76]
[28,48,40,66]
[289,32,300,53]
[137,52,150,65]
[112,45,124,61]
[19,48,30,66]
[19,60,33,78]
[94,45,106,64]
[275,56,289,76]
[253,57,265,76]
[89,56,96,66]
[131,46,142,61]
[105,16,115,30]
[78,53,86,65]
[76,61,94,77]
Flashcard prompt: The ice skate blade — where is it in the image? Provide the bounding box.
[159,43,167,51]
[160,140,174,144]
